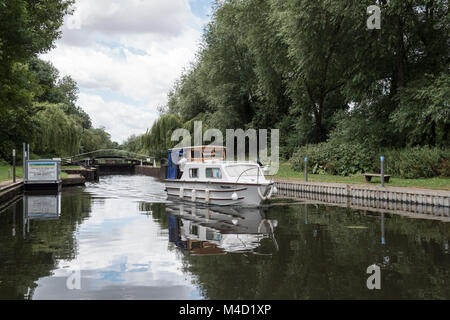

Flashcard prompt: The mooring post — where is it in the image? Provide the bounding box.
[305,157,308,182]
[23,143,26,181]
[22,197,26,239]
[380,156,385,187]
[12,149,16,182]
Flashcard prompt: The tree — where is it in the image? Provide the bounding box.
[32,103,82,156]
[129,0,449,162]
[0,0,74,160]
[141,114,183,161]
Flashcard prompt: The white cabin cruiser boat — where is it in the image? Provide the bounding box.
[164,146,276,207]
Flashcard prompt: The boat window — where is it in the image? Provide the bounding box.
[189,168,199,178]
[226,165,263,177]
[191,225,199,236]
[206,229,215,241]
[206,168,222,179]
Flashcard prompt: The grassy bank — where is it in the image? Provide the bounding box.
[275,162,450,191]
[0,165,68,183]
[0,165,23,182]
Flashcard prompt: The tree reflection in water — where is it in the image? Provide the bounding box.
[0,188,91,299]
[0,187,448,300]
[159,203,450,300]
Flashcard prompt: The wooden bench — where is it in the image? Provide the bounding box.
[363,173,391,183]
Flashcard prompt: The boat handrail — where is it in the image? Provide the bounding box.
[234,166,274,184]
[235,166,263,184]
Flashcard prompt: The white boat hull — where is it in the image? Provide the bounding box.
[164,180,274,207]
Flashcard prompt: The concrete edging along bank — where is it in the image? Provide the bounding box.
[0,175,86,208]
[61,168,98,181]
[0,180,24,210]
[62,174,86,187]
[275,179,450,207]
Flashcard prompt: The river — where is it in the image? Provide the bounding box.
[0,175,448,299]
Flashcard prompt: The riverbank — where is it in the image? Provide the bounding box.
[0,165,70,182]
[0,173,86,208]
[275,162,450,191]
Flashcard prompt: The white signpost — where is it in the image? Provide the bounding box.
[24,159,61,189]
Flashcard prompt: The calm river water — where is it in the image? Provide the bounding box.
[0,175,448,299]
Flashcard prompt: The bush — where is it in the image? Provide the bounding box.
[384,147,450,179]
[290,142,376,176]
[290,144,450,179]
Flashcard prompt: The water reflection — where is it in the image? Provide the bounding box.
[178,204,450,299]
[0,175,448,300]
[0,187,91,299]
[24,191,61,221]
[165,204,278,255]
[277,189,450,221]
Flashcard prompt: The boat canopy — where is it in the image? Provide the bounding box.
[168,146,226,162]
[167,146,227,179]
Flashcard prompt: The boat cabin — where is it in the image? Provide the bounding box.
[167,146,227,179]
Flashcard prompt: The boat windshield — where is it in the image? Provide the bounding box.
[225,165,263,178]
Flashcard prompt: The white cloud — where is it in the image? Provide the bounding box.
[33,194,201,299]
[40,0,209,143]
[78,93,158,143]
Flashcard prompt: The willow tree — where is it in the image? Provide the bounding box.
[141,114,183,161]
[80,128,116,153]
[33,103,83,157]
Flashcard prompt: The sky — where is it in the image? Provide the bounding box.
[41,0,214,144]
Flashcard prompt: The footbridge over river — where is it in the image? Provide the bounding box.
[63,149,157,175]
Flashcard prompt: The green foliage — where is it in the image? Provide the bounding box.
[391,72,450,147]
[172,0,447,143]
[120,134,148,155]
[32,103,82,156]
[0,0,74,67]
[0,62,39,161]
[291,144,450,179]
[141,0,449,168]
[31,103,115,157]
[80,128,116,153]
[384,147,450,179]
[1,56,113,160]
[140,114,183,161]
[0,0,84,161]
[291,142,376,176]
[29,57,92,129]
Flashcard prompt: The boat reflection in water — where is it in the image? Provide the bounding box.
[166,204,278,255]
